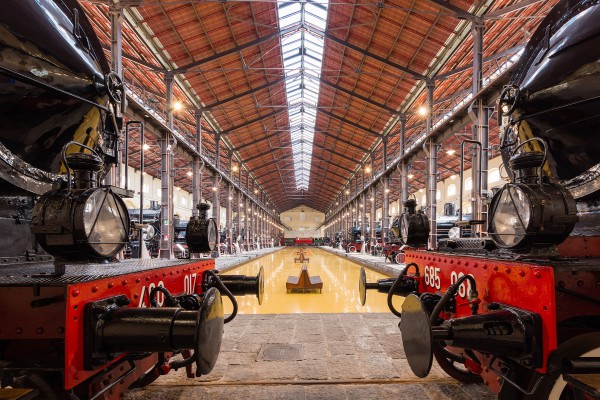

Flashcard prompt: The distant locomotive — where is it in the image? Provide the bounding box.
[0,1,262,398]
[361,0,600,398]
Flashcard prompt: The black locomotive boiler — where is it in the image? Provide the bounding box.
[0,1,262,398]
[361,0,600,398]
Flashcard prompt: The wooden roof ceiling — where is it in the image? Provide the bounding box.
[82,0,557,213]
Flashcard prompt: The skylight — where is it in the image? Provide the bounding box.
[277,0,329,190]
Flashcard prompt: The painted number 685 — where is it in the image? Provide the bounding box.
[424,265,441,290]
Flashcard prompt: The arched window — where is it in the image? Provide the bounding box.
[489,168,500,183]
[436,190,441,200]
[465,177,473,191]
[421,194,426,205]
[447,184,456,197]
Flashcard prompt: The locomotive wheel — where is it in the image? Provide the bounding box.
[499,84,520,115]
[433,346,483,384]
[509,332,600,400]
[104,71,124,104]
[348,245,357,253]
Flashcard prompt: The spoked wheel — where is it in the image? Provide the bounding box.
[433,346,483,384]
[501,332,600,400]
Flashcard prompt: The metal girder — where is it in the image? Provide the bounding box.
[270,192,330,207]
[204,75,291,110]
[434,45,524,81]
[425,0,478,20]
[260,170,339,192]
[314,145,362,169]
[323,65,512,224]
[311,149,357,174]
[234,129,290,151]
[316,76,398,115]
[172,24,300,74]
[311,178,344,194]
[306,26,428,81]
[100,44,165,72]
[318,109,381,138]
[254,167,295,180]
[312,165,349,182]
[245,146,291,163]
[314,129,372,153]
[221,108,288,135]
[251,157,293,173]
[485,0,545,19]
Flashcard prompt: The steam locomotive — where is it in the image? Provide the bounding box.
[361,0,600,398]
[0,1,262,398]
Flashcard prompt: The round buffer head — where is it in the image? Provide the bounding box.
[359,267,367,306]
[399,293,433,378]
[196,287,224,375]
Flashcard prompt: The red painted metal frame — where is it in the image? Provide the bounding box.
[404,250,557,374]
[64,259,215,389]
[295,238,314,245]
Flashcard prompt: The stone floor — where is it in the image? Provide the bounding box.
[320,246,404,277]
[125,313,495,400]
[214,246,282,271]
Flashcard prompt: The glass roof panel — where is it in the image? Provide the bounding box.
[277,1,328,190]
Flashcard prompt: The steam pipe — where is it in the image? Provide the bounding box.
[459,140,482,230]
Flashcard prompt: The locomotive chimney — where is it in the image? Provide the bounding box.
[65,152,104,190]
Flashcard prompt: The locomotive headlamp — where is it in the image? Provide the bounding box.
[489,139,578,249]
[399,198,429,246]
[186,203,218,253]
[32,143,129,260]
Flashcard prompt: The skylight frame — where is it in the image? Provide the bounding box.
[277,0,329,191]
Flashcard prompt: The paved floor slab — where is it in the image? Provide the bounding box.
[125,313,495,400]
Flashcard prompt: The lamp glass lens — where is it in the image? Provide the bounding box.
[491,185,531,246]
[84,190,128,256]
[207,219,217,250]
[400,214,409,243]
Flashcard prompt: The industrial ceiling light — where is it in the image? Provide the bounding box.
[32,143,129,260]
[365,166,372,173]
[417,106,428,117]
[408,174,414,179]
[488,140,578,250]
[142,143,150,151]
[187,170,193,176]
[172,101,184,112]
[446,149,456,156]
